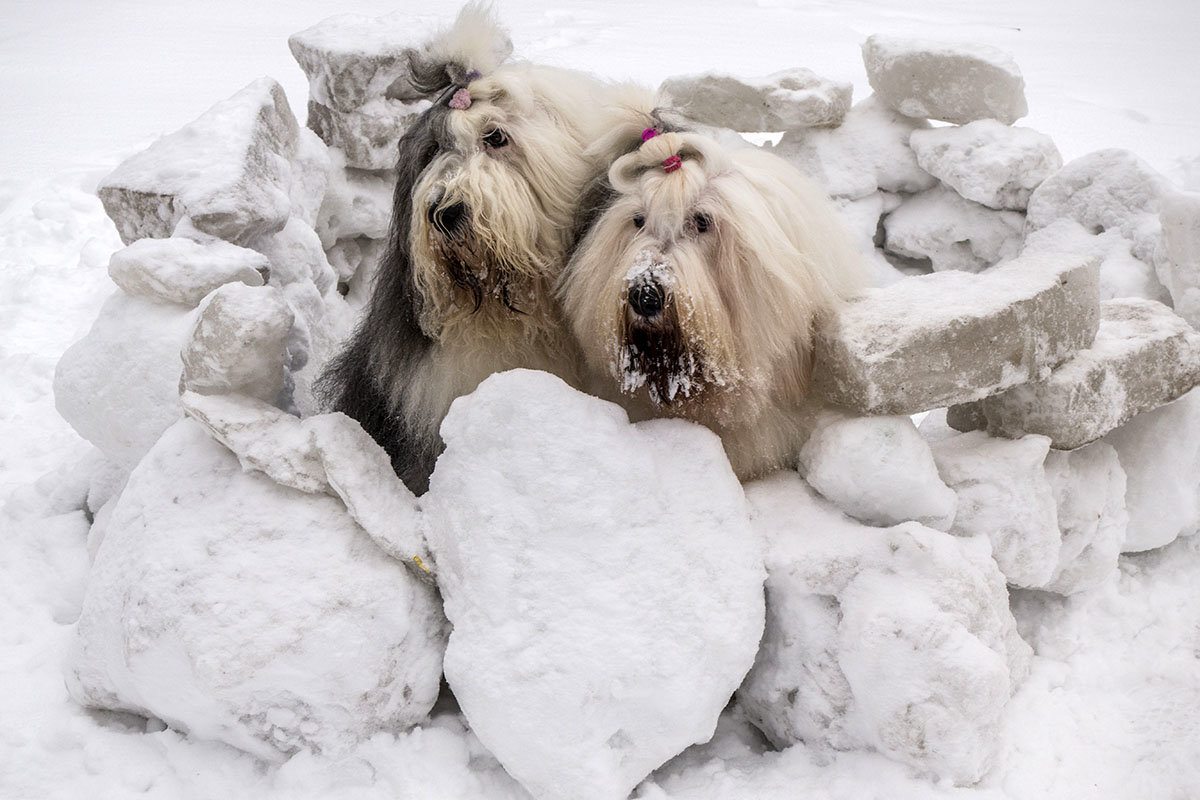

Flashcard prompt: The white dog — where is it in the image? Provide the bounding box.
[320,4,654,491]
[560,128,867,480]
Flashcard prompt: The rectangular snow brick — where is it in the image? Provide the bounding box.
[810,251,1101,415]
[947,298,1200,449]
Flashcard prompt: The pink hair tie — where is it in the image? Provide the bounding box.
[663,155,682,173]
[449,87,472,110]
[641,127,659,141]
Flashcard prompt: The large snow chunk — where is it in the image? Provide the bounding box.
[307,98,428,171]
[811,251,1101,415]
[1042,443,1128,594]
[1102,388,1200,552]
[660,68,852,131]
[798,410,957,530]
[315,163,394,250]
[948,299,1200,449]
[181,283,294,404]
[772,95,936,199]
[883,185,1024,273]
[423,370,765,800]
[98,77,300,246]
[930,432,1060,588]
[66,419,446,761]
[107,236,268,307]
[1159,190,1200,327]
[252,216,337,293]
[1021,218,1171,304]
[54,291,195,468]
[288,127,332,228]
[909,120,1062,210]
[861,35,1028,124]
[739,474,1030,785]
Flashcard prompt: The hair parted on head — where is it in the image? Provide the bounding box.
[403,2,513,96]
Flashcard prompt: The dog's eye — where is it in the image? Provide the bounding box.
[633,214,645,229]
[482,128,508,149]
[693,213,712,234]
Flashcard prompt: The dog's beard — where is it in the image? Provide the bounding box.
[427,227,533,315]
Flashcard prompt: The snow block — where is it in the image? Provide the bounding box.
[54,291,196,468]
[811,251,1101,415]
[289,127,333,229]
[773,95,936,199]
[739,474,1031,785]
[909,120,1062,210]
[861,35,1028,125]
[1102,388,1200,552]
[66,419,447,762]
[1042,442,1128,594]
[98,77,300,246]
[180,283,294,404]
[883,185,1024,273]
[252,217,337,293]
[308,97,428,171]
[315,163,394,249]
[798,410,957,530]
[1159,190,1200,328]
[107,236,268,307]
[660,68,852,131]
[1021,219,1171,304]
[947,298,1200,449]
[930,432,1061,588]
[423,370,765,800]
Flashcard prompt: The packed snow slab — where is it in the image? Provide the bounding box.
[107,236,268,307]
[882,185,1024,273]
[307,97,428,171]
[1041,442,1128,594]
[660,68,852,131]
[947,298,1200,449]
[53,291,196,469]
[1021,218,1172,305]
[97,77,301,246]
[738,474,1031,785]
[861,35,1028,125]
[797,410,956,530]
[1103,388,1200,552]
[423,369,765,800]
[811,251,1101,415]
[66,418,447,762]
[288,13,444,112]
[1160,190,1200,326]
[909,120,1062,211]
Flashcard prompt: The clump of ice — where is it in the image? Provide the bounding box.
[66,418,447,762]
[883,185,1024,273]
[423,369,765,800]
[738,473,1031,785]
[1042,442,1129,594]
[107,236,268,307]
[798,409,957,530]
[660,68,853,131]
[1022,218,1171,303]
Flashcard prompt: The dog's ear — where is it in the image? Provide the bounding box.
[396,2,514,98]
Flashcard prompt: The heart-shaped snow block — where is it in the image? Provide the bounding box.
[423,369,766,800]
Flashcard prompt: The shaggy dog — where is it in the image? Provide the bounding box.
[560,128,867,480]
[319,5,654,492]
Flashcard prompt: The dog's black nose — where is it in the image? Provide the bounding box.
[628,282,665,318]
[428,200,466,234]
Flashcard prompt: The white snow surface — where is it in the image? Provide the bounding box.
[4,1,1200,798]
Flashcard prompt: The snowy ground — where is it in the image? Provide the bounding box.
[3,1,1199,798]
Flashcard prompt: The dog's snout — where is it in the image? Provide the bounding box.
[428,199,466,234]
[628,281,666,318]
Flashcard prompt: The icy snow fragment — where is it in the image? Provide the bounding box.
[423,370,764,800]
[1102,388,1200,552]
[1042,443,1128,594]
[947,299,1200,449]
[180,283,294,404]
[1159,190,1200,327]
[798,410,957,530]
[54,291,196,468]
[1021,218,1171,304]
[181,391,431,572]
[98,77,300,246]
[288,13,461,112]
[251,216,337,293]
[307,97,428,171]
[315,164,395,249]
[107,236,268,307]
[660,68,852,131]
[811,251,1101,415]
[909,120,1062,210]
[930,431,1061,588]
[861,35,1028,124]
[883,185,1024,273]
[288,127,332,228]
[772,95,936,199]
[739,474,1030,785]
[66,419,447,761]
